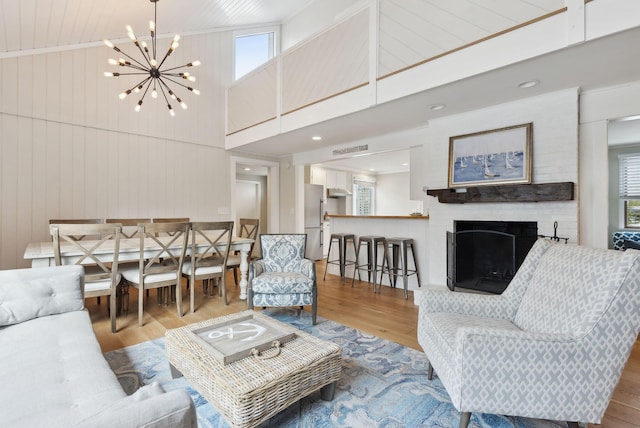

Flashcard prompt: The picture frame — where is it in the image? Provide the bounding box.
[448,123,532,188]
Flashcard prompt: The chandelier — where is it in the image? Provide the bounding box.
[103,0,200,116]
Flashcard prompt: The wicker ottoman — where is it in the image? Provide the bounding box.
[165,310,342,428]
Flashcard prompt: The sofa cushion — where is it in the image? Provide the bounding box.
[0,265,84,326]
[0,310,125,427]
[76,382,197,428]
[251,272,314,293]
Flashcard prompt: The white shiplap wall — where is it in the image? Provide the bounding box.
[227,60,278,134]
[377,0,566,78]
[0,31,234,270]
[282,9,370,114]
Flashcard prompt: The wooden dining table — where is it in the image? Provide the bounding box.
[23,235,255,300]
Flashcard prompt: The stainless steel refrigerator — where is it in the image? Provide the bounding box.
[304,184,324,260]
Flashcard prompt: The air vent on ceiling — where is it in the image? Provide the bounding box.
[332,145,368,156]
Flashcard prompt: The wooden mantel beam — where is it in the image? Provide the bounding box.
[425,182,574,204]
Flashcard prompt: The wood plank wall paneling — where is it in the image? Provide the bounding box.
[227,61,278,135]
[281,9,369,114]
[0,32,234,270]
[377,0,565,78]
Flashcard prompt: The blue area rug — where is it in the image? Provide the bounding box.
[104,309,569,428]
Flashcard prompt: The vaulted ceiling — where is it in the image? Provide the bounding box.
[0,0,312,55]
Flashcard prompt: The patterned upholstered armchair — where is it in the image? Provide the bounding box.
[417,238,640,428]
[248,234,317,324]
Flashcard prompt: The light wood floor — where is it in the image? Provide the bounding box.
[87,262,640,427]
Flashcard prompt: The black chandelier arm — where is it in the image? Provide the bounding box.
[157,79,171,104]
[110,46,149,70]
[109,72,151,76]
[132,41,153,68]
[162,62,198,73]
[121,62,148,72]
[157,40,178,70]
[157,78,184,104]
[126,76,152,93]
[156,79,176,115]
[135,78,154,111]
[161,75,198,92]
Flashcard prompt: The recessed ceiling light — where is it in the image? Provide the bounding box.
[429,104,446,111]
[517,79,539,89]
[312,136,322,141]
[243,167,251,171]
[369,168,375,171]
[402,163,409,166]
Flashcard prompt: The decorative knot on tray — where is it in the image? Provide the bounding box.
[250,340,282,359]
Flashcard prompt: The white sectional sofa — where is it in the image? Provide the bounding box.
[0,265,196,428]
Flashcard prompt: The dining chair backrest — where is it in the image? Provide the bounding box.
[50,222,123,333]
[49,219,105,240]
[136,222,190,284]
[106,218,151,239]
[49,223,122,288]
[152,218,191,237]
[238,218,260,257]
[189,221,234,270]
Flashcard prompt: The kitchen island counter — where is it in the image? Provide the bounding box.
[326,215,429,294]
[327,214,429,220]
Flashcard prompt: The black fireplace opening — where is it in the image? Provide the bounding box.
[447,220,538,294]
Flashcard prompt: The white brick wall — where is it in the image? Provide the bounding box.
[417,88,579,286]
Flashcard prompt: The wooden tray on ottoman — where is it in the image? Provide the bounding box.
[165,310,343,428]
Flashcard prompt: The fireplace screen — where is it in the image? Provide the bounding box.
[447,221,537,294]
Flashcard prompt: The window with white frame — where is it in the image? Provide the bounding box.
[353,176,376,216]
[234,29,276,80]
[619,153,640,228]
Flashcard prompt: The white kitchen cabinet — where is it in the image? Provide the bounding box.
[311,167,326,186]
[325,170,347,189]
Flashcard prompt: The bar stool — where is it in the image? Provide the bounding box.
[324,233,357,282]
[383,237,421,299]
[352,236,388,292]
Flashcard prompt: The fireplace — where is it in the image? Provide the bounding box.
[447,220,538,294]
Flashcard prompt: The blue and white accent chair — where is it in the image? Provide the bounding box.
[417,238,640,428]
[248,234,317,324]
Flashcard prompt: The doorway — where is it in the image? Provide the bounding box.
[230,156,280,239]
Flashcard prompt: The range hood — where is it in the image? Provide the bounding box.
[327,188,352,198]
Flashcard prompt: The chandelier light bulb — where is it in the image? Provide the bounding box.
[104,72,115,77]
[168,105,175,116]
[190,88,200,95]
[135,101,142,112]
[189,60,201,67]
[104,39,114,49]
[173,34,180,43]
[108,58,118,65]
[180,101,188,110]
[149,21,155,32]
[152,88,158,99]
[150,58,157,67]
[119,90,131,100]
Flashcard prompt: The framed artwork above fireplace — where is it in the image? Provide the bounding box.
[448,123,532,188]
